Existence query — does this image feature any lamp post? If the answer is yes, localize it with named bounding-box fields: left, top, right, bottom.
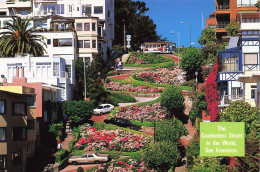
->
left=195, top=71, right=198, bottom=91
left=123, top=19, right=126, bottom=52
left=179, top=22, right=191, bottom=47
left=171, top=31, right=180, bottom=67
left=83, top=57, right=87, bottom=99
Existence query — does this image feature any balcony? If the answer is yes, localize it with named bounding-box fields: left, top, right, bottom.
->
left=34, top=0, right=57, bottom=2
left=220, top=95, right=245, bottom=106
left=216, top=24, right=228, bottom=28
left=5, top=0, right=31, bottom=7
left=216, top=5, right=230, bottom=10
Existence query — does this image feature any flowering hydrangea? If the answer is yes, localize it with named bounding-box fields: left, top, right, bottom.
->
left=106, top=81, right=163, bottom=93
left=133, top=66, right=185, bottom=85
left=114, top=102, right=167, bottom=121
left=93, top=159, right=154, bottom=172
left=73, top=124, right=150, bottom=152
left=126, top=52, right=166, bottom=65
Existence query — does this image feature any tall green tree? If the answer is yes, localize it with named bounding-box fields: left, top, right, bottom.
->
left=114, top=0, right=161, bottom=50
left=0, top=17, right=46, bottom=57
left=225, top=21, right=239, bottom=36
left=180, top=47, right=203, bottom=80
left=198, top=27, right=216, bottom=46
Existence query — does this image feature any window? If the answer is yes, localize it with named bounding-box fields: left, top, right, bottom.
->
left=251, top=85, right=257, bottom=99
left=53, top=62, right=59, bottom=76
left=12, top=128, right=27, bottom=140
left=88, top=155, right=94, bottom=157
left=53, top=39, right=72, bottom=47
left=84, top=57, right=91, bottom=65
left=21, top=11, right=28, bottom=15
left=84, top=40, right=90, bottom=48
left=59, top=39, right=72, bottom=47
left=0, top=128, right=6, bottom=141
left=47, top=39, right=51, bottom=45
left=77, top=40, right=83, bottom=48
left=27, top=96, right=36, bottom=107
left=14, top=102, right=26, bottom=115
left=82, top=6, right=91, bottom=15
left=77, top=7, right=79, bottom=11
left=68, top=5, right=72, bottom=12
left=92, top=40, right=96, bottom=48
left=237, top=0, right=258, bottom=7
left=44, top=111, right=48, bottom=122
left=27, top=120, right=36, bottom=130
left=221, top=53, right=239, bottom=71
left=108, top=11, right=110, bottom=17
left=76, top=23, right=82, bottom=31
left=92, top=23, right=96, bottom=31
left=94, top=6, right=103, bottom=14
left=84, top=23, right=90, bottom=31
left=0, top=155, right=7, bottom=170
left=0, top=100, right=5, bottom=114
left=65, top=64, right=72, bottom=78
left=231, top=87, right=242, bottom=96
left=57, top=4, right=64, bottom=14
left=244, top=54, right=258, bottom=65
left=12, top=152, right=21, bottom=166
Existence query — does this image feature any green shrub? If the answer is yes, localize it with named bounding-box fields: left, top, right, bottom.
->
left=161, top=85, right=185, bottom=119
left=55, top=149, right=69, bottom=163
left=181, top=79, right=196, bottom=91
left=77, top=167, right=84, bottom=172
left=73, top=127, right=80, bottom=141
left=186, top=134, right=200, bottom=171
left=154, top=119, right=188, bottom=143
left=68, top=141, right=75, bottom=152
left=59, top=153, right=72, bottom=169
left=93, top=122, right=106, bottom=130
left=109, top=92, right=136, bottom=106
left=143, top=141, right=180, bottom=172
left=49, top=122, right=64, bottom=140
left=132, top=121, right=154, bottom=127
left=64, top=101, right=94, bottom=126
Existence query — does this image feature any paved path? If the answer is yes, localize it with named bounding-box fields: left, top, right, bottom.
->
left=162, top=54, right=181, bottom=64
left=61, top=134, right=73, bottom=150
left=118, top=96, right=159, bottom=107
left=60, top=164, right=98, bottom=172
left=89, top=113, right=110, bottom=122
left=109, top=74, right=130, bottom=80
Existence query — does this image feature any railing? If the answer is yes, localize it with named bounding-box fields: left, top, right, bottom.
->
left=237, top=3, right=258, bottom=7
left=34, top=0, right=56, bottom=2
left=216, top=5, right=230, bottom=10
left=6, top=0, right=31, bottom=2
left=216, top=24, right=229, bottom=28
left=221, top=95, right=245, bottom=105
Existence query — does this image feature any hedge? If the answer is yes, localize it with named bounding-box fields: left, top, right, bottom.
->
left=132, top=121, right=154, bottom=127
left=110, top=97, right=161, bottom=117
left=109, top=92, right=136, bottom=106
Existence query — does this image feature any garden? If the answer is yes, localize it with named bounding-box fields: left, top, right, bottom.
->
left=126, top=52, right=169, bottom=65
left=73, top=123, right=150, bottom=152
left=133, top=66, right=185, bottom=85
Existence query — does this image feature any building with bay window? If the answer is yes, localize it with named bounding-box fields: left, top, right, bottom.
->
left=218, top=11, right=260, bottom=108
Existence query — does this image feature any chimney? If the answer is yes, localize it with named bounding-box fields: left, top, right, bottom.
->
left=21, top=66, right=24, bottom=78
left=16, top=66, right=19, bottom=78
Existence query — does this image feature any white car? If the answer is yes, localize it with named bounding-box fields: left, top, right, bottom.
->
left=93, top=104, right=114, bottom=115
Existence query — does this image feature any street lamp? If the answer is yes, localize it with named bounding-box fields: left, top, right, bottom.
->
left=179, top=21, right=191, bottom=47
left=171, top=31, right=180, bottom=67
left=83, top=57, right=87, bottom=99
left=195, top=71, right=198, bottom=91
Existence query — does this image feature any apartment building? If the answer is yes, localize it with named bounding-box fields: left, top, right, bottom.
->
left=0, top=87, right=35, bottom=172
left=0, top=54, right=72, bottom=101
left=206, top=0, right=258, bottom=42
left=218, top=11, right=260, bottom=108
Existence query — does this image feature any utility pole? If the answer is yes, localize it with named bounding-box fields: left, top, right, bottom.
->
left=123, top=20, right=126, bottom=52
left=83, top=58, right=86, bottom=99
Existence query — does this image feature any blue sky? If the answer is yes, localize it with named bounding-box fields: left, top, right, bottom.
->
left=134, top=0, right=215, bottom=47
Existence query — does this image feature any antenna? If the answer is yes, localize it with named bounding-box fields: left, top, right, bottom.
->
left=202, top=13, right=204, bottom=30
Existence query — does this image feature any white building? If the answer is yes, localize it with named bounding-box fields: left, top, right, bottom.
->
left=0, top=54, right=73, bottom=101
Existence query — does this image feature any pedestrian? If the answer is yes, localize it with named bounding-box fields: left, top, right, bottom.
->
left=57, top=142, right=62, bottom=152
left=119, top=61, right=122, bottom=69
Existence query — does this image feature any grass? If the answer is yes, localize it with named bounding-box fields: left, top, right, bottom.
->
left=132, top=121, right=154, bottom=127
left=109, top=92, right=136, bottom=106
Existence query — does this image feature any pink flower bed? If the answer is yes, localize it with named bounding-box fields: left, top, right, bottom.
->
left=73, top=124, right=150, bottom=152
left=126, top=52, right=166, bottom=65
left=133, top=66, right=185, bottom=85
left=114, top=102, right=167, bottom=121
left=94, top=159, right=153, bottom=172
left=106, top=81, right=163, bottom=93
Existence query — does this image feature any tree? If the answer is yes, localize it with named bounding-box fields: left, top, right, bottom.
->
left=114, top=0, right=161, bottom=50
left=198, top=27, right=216, bottom=46
left=154, top=119, right=188, bottom=143
left=160, top=85, right=184, bottom=119
left=218, top=101, right=260, bottom=137
left=225, top=21, right=239, bottom=36
left=64, top=100, right=94, bottom=126
left=233, top=130, right=260, bottom=172
left=191, top=157, right=228, bottom=172
left=186, top=134, right=200, bottom=171
left=143, top=141, right=180, bottom=172
left=201, top=42, right=226, bottom=60
left=180, top=47, right=203, bottom=80
left=189, top=92, right=207, bottom=125
left=74, top=58, right=85, bottom=100
left=0, top=17, right=46, bottom=57
left=85, top=55, right=109, bottom=106
left=205, top=61, right=219, bottom=121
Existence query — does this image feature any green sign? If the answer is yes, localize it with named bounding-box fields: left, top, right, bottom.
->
left=200, top=122, right=245, bottom=157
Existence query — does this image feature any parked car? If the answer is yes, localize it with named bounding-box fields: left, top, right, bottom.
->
left=68, top=152, right=110, bottom=165
left=93, top=104, right=114, bottom=115
left=104, top=117, right=141, bottom=131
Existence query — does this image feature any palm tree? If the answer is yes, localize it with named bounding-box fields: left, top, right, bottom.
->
left=0, top=17, right=46, bottom=57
